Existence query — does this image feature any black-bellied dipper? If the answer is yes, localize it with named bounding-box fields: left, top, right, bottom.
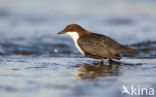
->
left=58, top=24, right=139, bottom=63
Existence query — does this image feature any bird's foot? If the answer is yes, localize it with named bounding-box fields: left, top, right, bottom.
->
left=100, top=58, right=105, bottom=65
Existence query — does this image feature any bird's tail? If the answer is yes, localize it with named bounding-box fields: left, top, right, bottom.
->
left=121, top=46, right=139, bottom=55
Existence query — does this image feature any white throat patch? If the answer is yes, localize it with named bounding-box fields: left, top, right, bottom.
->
left=66, top=32, right=85, bottom=55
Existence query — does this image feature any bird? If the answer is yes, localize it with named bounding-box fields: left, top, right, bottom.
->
left=58, top=24, right=139, bottom=64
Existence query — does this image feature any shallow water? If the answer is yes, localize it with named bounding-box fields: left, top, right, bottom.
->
left=0, top=0, right=156, bottom=97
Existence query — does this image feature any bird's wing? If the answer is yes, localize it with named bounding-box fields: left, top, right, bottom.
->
left=77, top=33, right=123, bottom=59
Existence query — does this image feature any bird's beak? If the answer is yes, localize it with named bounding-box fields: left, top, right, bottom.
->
left=57, top=31, right=65, bottom=34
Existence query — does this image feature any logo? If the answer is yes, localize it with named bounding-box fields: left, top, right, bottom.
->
left=121, top=85, right=155, bottom=96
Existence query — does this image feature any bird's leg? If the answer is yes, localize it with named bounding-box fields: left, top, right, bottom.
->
left=100, top=58, right=104, bottom=64
left=109, top=59, right=113, bottom=65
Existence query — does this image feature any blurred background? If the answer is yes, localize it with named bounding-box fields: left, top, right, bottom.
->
left=0, top=0, right=156, bottom=56
left=0, top=0, right=156, bottom=97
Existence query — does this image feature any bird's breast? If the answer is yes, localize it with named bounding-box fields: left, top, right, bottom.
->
left=73, top=39, right=85, bottom=55
left=66, top=32, right=85, bottom=55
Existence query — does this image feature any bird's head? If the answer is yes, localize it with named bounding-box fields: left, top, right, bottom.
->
left=58, top=24, right=90, bottom=38
left=58, top=24, right=85, bottom=34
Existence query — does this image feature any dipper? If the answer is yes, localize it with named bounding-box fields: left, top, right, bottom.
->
left=58, top=24, right=139, bottom=63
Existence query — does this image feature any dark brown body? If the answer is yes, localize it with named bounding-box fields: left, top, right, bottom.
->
left=77, top=32, right=139, bottom=59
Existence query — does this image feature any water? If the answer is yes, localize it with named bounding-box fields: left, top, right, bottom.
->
left=0, top=0, right=156, bottom=97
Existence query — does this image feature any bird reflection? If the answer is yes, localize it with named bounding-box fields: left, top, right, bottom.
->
left=75, top=61, right=120, bottom=80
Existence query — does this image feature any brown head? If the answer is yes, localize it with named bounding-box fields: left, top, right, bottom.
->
left=58, top=24, right=90, bottom=37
